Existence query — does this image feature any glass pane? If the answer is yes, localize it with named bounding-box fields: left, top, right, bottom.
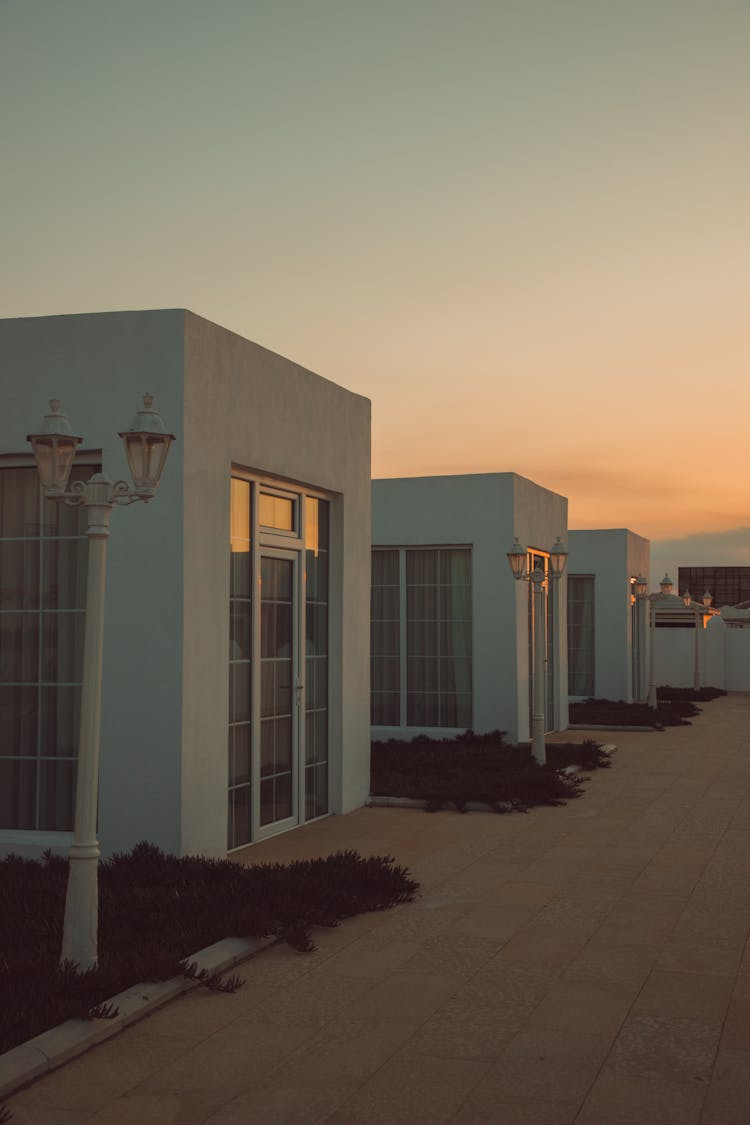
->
left=40, top=685, right=80, bottom=756
left=407, top=620, right=438, bottom=657
left=229, top=724, right=250, bottom=785
left=230, top=479, right=251, bottom=545
left=0, top=758, right=37, bottom=829
left=306, top=549, right=329, bottom=604
left=229, top=662, right=251, bottom=723
left=406, top=550, right=438, bottom=584
left=259, top=493, right=294, bottom=531
left=308, top=498, right=329, bottom=551
left=43, top=540, right=88, bottom=609
left=407, top=692, right=439, bottom=726
left=370, top=620, right=398, bottom=657
left=230, top=600, right=252, bottom=660
left=228, top=784, right=251, bottom=849
left=407, top=586, right=438, bottom=621
left=0, top=613, right=39, bottom=683
left=440, top=657, right=472, bottom=694
left=260, top=777, right=274, bottom=827
left=305, top=656, right=328, bottom=709
left=0, top=684, right=38, bottom=756
left=407, top=657, right=439, bottom=692
left=41, top=612, right=85, bottom=681
left=440, top=550, right=471, bottom=585
left=38, top=759, right=76, bottom=831
left=439, top=585, right=471, bottom=620
left=0, top=541, right=39, bottom=610
left=0, top=468, right=40, bottom=538
left=305, top=761, right=328, bottom=820
left=372, top=550, right=399, bottom=586
left=306, top=603, right=328, bottom=656
left=371, top=691, right=399, bottom=726
left=274, top=771, right=292, bottom=821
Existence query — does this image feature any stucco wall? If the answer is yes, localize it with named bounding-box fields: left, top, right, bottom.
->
left=0, top=310, right=186, bottom=857
left=182, top=312, right=372, bottom=855
left=371, top=473, right=567, bottom=742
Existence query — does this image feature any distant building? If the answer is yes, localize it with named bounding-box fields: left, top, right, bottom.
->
left=566, top=530, right=650, bottom=703
left=677, top=567, right=750, bottom=608
left=371, top=473, right=569, bottom=743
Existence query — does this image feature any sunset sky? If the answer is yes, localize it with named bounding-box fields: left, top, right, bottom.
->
left=2, top=1, right=748, bottom=582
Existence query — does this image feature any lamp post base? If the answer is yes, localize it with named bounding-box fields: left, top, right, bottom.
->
left=60, top=843, right=100, bottom=971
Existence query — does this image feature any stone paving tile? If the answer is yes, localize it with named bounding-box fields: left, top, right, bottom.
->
left=0, top=1109, right=82, bottom=1125
left=605, top=1014, right=720, bottom=1084
left=563, top=941, right=658, bottom=990
left=276, top=1017, right=417, bottom=1086
left=446, top=905, right=533, bottom=941
left=700, top=1047, right=750, bottom=1125
left=632, top=969, right=734, bottom=1022
left=524, top=978, right=634, bottom=1036
left=241, top=971, right=375, bottom=1029
left=86, top=1089, right=229, bottom=1124
left=486, top=1027, right=612, bottom=1102
left=322, top=1053, right=489, bottom=1125
left=655, top=938, right=744, bottom=977
left=311, top=936, right=421, bottom=979
left=8, top=1033, right=189, bottom=1113
left=494, top=924, right=593, bottom=970
left=135, top=1020, right=313, bottom=1097
left=340, top=971, right=465, bottom=1025
left=574, top=1071, right=706, bottom=1125
left=451, top=1090, right=579, bottom=1124
left=398, top=932, right=505, bottom=976
left=204, top=1079, right=356, bottom=1124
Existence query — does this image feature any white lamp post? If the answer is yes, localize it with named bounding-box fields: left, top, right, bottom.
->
left=645, top=573, right=674, bottom=709
left=27, top=396, right=175, bottom=971
left=507, top=536, right=568, bottom=765
left=634, top=575, right=649, bottom=703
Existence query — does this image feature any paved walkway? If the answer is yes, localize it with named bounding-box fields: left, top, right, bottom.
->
left=7, top=695, right=750, bottom=1123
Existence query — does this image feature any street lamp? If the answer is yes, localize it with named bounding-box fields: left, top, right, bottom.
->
left=27, top=396, right=175, bottom=971
left=633, top=575, right=649, bottom=703
left=506, top=537, right=568, bottom=765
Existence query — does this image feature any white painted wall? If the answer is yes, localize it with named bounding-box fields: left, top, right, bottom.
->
left=567, top=529, right=650, bottom=702
left=657, top=615, right=750, bottom=692
left=371, top=473, right=568, bottom=742
left=0, top=310, right=371, bottom=859
left=181, top=312, right=371, bottom=856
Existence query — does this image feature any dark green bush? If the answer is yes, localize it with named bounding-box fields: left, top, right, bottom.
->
left=370, top=731, right=607, bottom=812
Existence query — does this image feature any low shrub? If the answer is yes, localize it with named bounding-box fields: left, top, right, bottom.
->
left=371, top=731, right=607, bottom=813
left=569, top=698, right=701, bottom=728
left=0, top=844, right=418, bottom=1055
left=657, top=685, right=727, bottom=702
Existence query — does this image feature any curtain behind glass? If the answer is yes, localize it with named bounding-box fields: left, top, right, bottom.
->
left=568, top=576, right=595, bottom=696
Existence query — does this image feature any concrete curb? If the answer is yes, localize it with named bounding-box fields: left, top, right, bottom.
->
left=0, top=934, right=276, bottom=1101
left=568, top=723, right=658, bottom=732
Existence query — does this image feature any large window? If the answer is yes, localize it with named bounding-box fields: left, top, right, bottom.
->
left=0, top=463, right=94, bottom=831
left=371, top=547, right=472, bottom=729
left=568, top=575, right=595, bottom=697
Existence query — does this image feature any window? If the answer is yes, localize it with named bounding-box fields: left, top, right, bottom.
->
left=0, top=463, right=95, bottom=831
left=371, top=547, right=472, bottom=729
left=568, top=575, right=594, bottom=696
left=228, top=476, right=330, bottom=849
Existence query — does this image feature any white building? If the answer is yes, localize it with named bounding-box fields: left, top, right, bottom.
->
left=566, top=529, right=650, bottom=703
left=0, top=310, right=371, bottom=859
left=371, top=473, right=569, bottom=744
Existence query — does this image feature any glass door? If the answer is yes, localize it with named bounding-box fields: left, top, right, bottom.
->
left=258, top=550, right=299, bottom=836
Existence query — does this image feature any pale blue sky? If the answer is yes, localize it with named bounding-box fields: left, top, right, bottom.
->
left=2, top=0, right=749, bottom=571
